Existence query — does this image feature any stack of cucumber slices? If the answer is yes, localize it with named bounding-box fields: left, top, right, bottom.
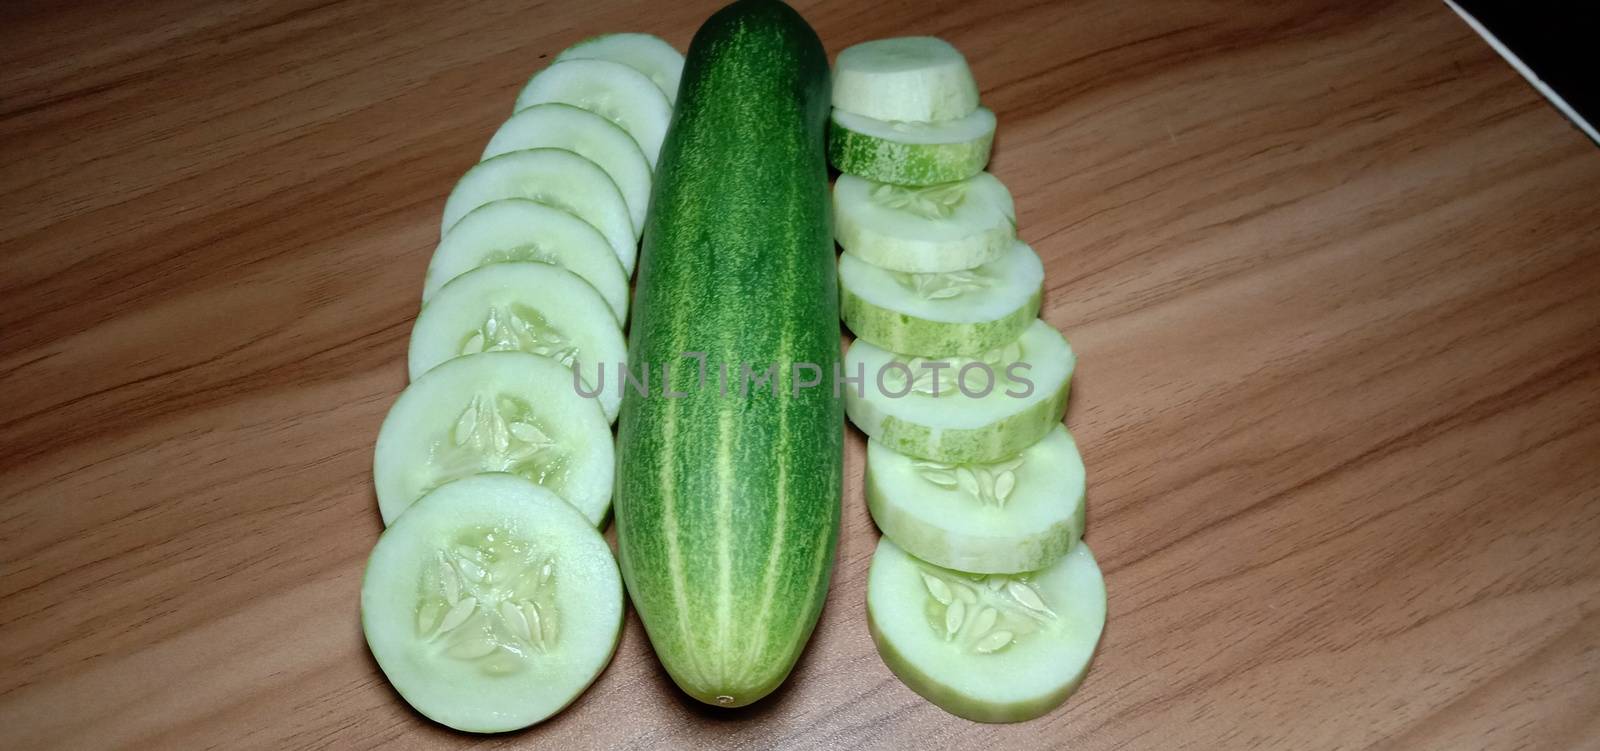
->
left=361, top=33, right=684, bottom=734
left=829, top=37, right=1107, bottom=723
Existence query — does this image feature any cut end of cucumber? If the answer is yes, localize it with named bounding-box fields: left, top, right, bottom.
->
left=839, top=240, right=1043, bottom=357
left=843, top=319, right=1075, bottom=464
left=867, top=536, right=1106, bottom=723
left=362, top=474, right=623, bottom=733
left=867, top=425, right=1086, bottom=574
left=834, top=172, right=1016, bottom=274
left=833, top=37, right=979, bottom=123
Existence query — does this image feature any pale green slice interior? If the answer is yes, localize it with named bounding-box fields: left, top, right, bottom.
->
left=362, top=473, right=623, bottom=733
left=422, top=199, right=629, bottom=322
left=843, top=319, right=1074, bottom=463
left=840, top=239, right=1042, bottom=356
left=868, top=425, right=1085, bottom=574
left=482, top=103, right=654, bottom=234
left=834, top=172, right=1016, bottom=274
left=439, top=148, right=637, bottom=275
left=409, top=262, right=626, bottom=422
left=374, top=351, right=613, bottom=526
left=514, top=58, right=672, bottom=167
left=832, top=36, right=979, bottom=123
left=556, top=32, right=685, bottom=105
left=829, top=106, right=995, bottom=187
left=867, top=536, right=1106, bottom=723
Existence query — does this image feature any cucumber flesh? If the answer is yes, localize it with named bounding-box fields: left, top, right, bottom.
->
left=422, top=199, right=629, bottom=321
left=829, top=107, right=994, bottom=186
left=844, top=319, right=1074, bottom=464
left=868, top=426, right=1085, bottom=574
left=840, top=240, right=1042, bottom=357
left=832, top=37, right=979, bottom=123
left=440, top=148, right=637, bottom=275
left=557, top=33, right=685, bottom=105
left=514, top=58, right=672, bottom=167
left=409, top=262, right=626, bottom=423
left=482, top=104, right=654, bottom=234
left=361, top=473, right=623, bottom=733
left=834, top=172, right=1015, bottom=274
left=374, top=351, right=614, bottom=526
left=867, top=536, right=1106, bottom=723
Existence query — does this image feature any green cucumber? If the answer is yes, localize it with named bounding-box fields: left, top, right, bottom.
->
left=834, top=172, right=1016, bottom=274
left=843, top=319, right=1074, bottom=463
left=867, top=426, right=1085, bottom=574
left=408, top=262, right=627, bottom=422
left=373, top=351, right=614, bottom=526
left=514, top=58, right=672, bottom=166
left=828, top=106, right=994, bottom=186
left=615, top=0, right=840, bottom=708
left=421, top=199, right=630, bottom=322
left=482, top=103, right=654, bottom=234
left=440, top=148, right=638, bottom=275
left=832, top=36, right=979, bottom=123
left=361, top=473, right=623, bottom=733
left=867, top=536, right=1106, bottom=723
left=840, top=240, right=1042, bottom=357
left=557, top=33, right=685, bottom=105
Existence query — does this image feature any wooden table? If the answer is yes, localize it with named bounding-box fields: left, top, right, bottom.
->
left=4, top=0, right=1598, bottom=748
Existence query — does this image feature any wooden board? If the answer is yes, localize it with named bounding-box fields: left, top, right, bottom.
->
left=3, top=0, right=1598, bottom=748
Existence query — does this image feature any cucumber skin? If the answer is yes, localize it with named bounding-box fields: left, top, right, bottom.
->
left=615, top=0, right=841, bottom=708
left=846, top=379, right=1070, bottom=464
left=828, top=118, right=992, bottom=186
left=840, top=286, right=1041, bottom=357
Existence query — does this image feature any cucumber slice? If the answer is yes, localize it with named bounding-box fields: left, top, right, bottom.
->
left=829, top=107, right=994, bottom=186
left=514, top=59, right=672, bottom=167
left=409, top=262, right=626, bottom=423
left=834, top=172, right=1016, bottom=274
left=374, top=351, right=614, bottom=526
left=867, top=536, right=1106, bottom=723
left=362, top=473, right=623, bottom=733
left=482, top=104, right=654, bottom=234
left=867, top=426, right=1085, bottom=574
left=422, top=199, right=629, bottom=321
left=832, top=37, right=979, bottom=123
left=843, top=319, right=1073, bottom=464
left=556, top=33, right=685, bottom=105
left=440, top=148, right=637, bottom=275
left=840, top=240, right=1042, bottom=357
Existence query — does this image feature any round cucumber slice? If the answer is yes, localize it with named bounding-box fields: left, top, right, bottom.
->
left=829, top=107, right=994, bottom=186
left=374, top=351, right=614, bottom=526
left=409, top=262, right=626, bottom=423
left=843, top=319, right=1074, bottom=464
left=440, top=149, right=637, bottom=275
left=514, top=58, right=672, bottom=167
left=362, top=473, right=623, bottom=733
left=840, top=240, right=1042, bottom=357
left=867, top=426, right=1085, bottom=574
left=867, top=536, right=1106, bottom=723
left=422, top=199, right=629, bottom=322
left=834, top=172, right=1016, bottom=274
left=832, top=36, right=979, bottom=123
left=482, top=104, right=654, bottom=234
left=556, top=33, right=685, bottom=105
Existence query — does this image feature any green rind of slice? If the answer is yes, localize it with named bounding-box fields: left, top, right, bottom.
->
left=842, top=286, right=1040, bottom=358
left=828, top=110, right=993, bottom=186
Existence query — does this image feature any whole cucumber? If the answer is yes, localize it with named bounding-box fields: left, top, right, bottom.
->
left=614, top=0, right=841, bottom=708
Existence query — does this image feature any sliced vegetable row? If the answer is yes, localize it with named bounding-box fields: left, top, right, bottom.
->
left=362, top=33, right=684, bottom=734
left=828, top=36, right=1107, bottom=723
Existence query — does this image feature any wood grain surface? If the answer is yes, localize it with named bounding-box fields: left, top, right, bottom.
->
left=3, top=0, right=1598, bottom=748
